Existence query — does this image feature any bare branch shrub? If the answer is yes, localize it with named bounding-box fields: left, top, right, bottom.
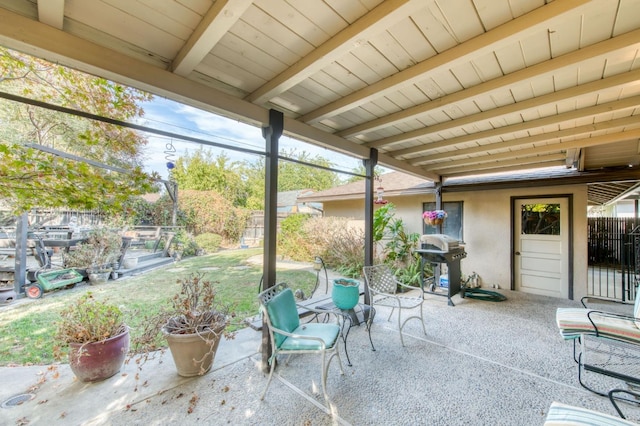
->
left=304, top=217, right=365, bottom=277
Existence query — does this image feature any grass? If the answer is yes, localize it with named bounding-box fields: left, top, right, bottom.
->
left=0, top=248, right=320, bottom=366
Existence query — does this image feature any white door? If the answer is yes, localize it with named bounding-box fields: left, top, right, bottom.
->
left=514, top=198, right=569, bottom=298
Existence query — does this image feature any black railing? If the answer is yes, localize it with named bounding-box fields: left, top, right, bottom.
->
left=587, top=217, right=639, bottom=301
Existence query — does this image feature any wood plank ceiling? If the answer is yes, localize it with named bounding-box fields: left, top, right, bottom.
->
left=0, top=0, right=639, bottom=205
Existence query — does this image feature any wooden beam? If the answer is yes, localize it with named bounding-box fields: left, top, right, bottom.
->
left=300, top=0, right=590, bottom=126
left=245, top=0, right=420, bottom=105
left=388, top=95, right=640, bottom=157
left=37, top=0, right=64, bottom=30
left=0, top=8, right=384, bottom=172
left=423, top=128, right=640, bottom=172
left=172, top=0, right=252, bottom=76
left=440, top=159, right=567, bottom=177
left=385, top=66, right=640, bottom=160
left=345, top=27, right=640, bottom=140
left=432, top=152, right=568, bottom=174
left=411, top=115, right=640, bottom=166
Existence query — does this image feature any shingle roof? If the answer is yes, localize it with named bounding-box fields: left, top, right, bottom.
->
left=298, top=167, right=640, bottom=205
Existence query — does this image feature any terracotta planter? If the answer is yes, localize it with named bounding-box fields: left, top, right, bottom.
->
left=332, top=278, right=360, bottom=310
left=164, top=326, right=225, bottom=377
left=68, top=327, right=130, bottom=382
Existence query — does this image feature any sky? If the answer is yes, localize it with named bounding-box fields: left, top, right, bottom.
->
left=138, top=97, right=365, bottom=182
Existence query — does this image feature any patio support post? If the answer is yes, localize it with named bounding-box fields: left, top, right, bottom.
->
left=435, top=182, right=443, bottom=233
left=14, top=212, right=28, bottom=295
left=363, top=148, right=378, bottom=306
left=261, top=108, right=283, bottom=372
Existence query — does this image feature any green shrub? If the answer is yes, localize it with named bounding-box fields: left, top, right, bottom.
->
left=172, top=228, right=198, bottom=257
left=177, top=190, right=250, bottom=244
left=195, top=233, right=222, bottom=253
left=277, top=213, right=312, bottom=261
left=121, top=196, right=156, bottom=225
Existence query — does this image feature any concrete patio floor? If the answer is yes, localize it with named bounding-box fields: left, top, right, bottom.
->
left=2, top=285, right=640, bottom=425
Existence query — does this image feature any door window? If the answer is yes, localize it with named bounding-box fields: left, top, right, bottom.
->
left=521, top=203, right=560, bottom=235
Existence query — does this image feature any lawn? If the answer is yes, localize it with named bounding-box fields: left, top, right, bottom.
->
left=0, top=248, right=319, bottom=366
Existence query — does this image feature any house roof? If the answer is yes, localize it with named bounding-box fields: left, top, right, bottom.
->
left=1, top=1, right=639, bottom=202
left=299, top=168, right=640, bottom=206
left=277, top=190, right=314, bottom=207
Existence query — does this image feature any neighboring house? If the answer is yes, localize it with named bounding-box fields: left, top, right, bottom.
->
left=277, top=190, right=322, bottom=216
left=298, top=169, right=595, bottom=301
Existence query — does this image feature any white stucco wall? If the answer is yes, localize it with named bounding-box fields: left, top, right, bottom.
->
left=322, top=184, right=588, bottom=300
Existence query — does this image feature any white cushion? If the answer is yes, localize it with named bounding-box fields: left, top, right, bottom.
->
left=544, top=401, right=638, bottom=425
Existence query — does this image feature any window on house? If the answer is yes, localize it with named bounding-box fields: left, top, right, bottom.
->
left=423, top=201, right=463, bottom=240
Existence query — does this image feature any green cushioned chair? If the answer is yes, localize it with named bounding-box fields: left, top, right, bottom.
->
left=258, top=283, right=344, bottom=400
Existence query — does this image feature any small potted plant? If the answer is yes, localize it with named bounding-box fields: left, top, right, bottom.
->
left=64, top=227, right=123, bottom=284
left=423, top=210, right=447, bottom=226
left=54, top=292, right=129, bottom=382
left=130, top=273, right=235, bottom=377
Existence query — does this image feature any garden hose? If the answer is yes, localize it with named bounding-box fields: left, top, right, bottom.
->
left=463, top=287, right=507, bottom=302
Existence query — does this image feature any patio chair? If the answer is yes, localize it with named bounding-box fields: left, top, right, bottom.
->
left=362, top=264, right=427, bottom=346
left=555, top=290, right=640, bottom=396
left=257, top=282, right=344, bottom=400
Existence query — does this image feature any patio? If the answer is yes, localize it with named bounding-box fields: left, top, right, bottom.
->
left=2, top=287, right=640, bottom=425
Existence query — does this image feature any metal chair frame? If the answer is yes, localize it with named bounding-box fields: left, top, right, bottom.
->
left=362, top=264, right=427, bottom=346
left=258, top=282, right=344, bottom=400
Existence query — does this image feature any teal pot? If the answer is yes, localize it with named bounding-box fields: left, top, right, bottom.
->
left=332, top=278, right=360, bottom=310
left=68, top=327, right=129, bottom=383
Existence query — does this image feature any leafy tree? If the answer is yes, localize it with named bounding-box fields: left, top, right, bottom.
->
left=240, top=150, right=340, bottom=210
left=0, top=47, right=158, bottom=214
left=170, top=149, right=247, bottom=207
left=344, top=164, right=385, bottom=184
left=240, top=159, right=266, bottom=210
left=278, top=149, right=339, bottom=191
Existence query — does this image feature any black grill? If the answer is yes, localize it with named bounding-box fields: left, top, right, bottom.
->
left=416, top=244, right=467, bottom=306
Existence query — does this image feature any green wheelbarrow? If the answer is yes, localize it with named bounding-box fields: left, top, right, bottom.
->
left=25, top=268, right=84, bottom=299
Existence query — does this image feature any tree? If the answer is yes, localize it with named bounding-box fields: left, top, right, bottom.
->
left=344, top=164, right=385, bottom=184
left=240, top=150, right=340, bottom=210
left=278, top=150, right=339, bottom=191
left=0, top=47, right=158, bottom=214
left=170, top=149, right=247, bottom=207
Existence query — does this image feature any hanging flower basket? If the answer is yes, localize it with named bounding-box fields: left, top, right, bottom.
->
left=423, top=210, right=447, bottom=227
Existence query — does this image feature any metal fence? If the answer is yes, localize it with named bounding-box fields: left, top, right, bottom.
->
left=587, top=217, right=639, bottom=301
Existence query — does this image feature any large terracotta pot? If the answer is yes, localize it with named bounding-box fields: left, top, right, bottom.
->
left=68, top=327, right=129, bottom=382
left=163, top=325, right=225, bottom=377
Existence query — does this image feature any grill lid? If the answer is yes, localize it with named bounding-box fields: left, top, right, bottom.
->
left=420, top=234, right=459, bottom=252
